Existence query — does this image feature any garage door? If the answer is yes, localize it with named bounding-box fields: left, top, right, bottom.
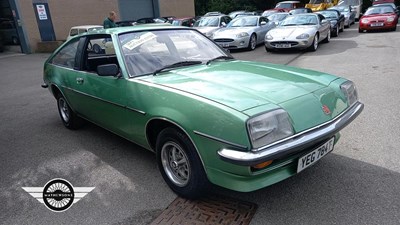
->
left=119, top=0, right=156, bottom=21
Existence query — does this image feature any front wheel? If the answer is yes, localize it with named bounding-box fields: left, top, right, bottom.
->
left=308, top=34, right=319, bottom=52
left=57, top=94, right=84, bottom=129
left=156, top=127, right=209, bottom=199
left=247, top=34, right=257, bottom=51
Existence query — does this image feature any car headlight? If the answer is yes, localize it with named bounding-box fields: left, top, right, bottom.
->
left=247, top=109, right=293, bottom=149
left=387, top=17, right=395, bottom=22
left=340, top=81, right=359, bottom=107
left=296, top=33, right=310, bottom=39
left=236, top=32, right=249, bottom=38
left=361, top=19, right=369, bottom=23
left=265, top=34, right=273, bottom=40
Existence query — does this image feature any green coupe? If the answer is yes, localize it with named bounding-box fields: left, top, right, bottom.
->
left=42, top=24, right=363, bottom=198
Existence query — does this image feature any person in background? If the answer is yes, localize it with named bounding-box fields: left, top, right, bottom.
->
left=103, top=11, right=117, bottom=29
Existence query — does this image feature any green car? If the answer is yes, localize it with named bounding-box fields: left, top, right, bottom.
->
left=42, top=25, right=363, bottom=198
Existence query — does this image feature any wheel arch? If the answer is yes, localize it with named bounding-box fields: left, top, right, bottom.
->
left=146, top=117, right=207, bottom=168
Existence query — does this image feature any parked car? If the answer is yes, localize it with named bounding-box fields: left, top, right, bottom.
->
left=229, top=10, right=247, bottom=19
left=289, top=8, right=313, bottom=14
left=204, top=11, right=223, bottom=16
left=0, top=18, right=19, bottom=45
left=67, top=25, right=105, bottom=53
left=267, top=12, right=290, bottom=25
left=67, top=25, right=103, bottom=40
left=42, top=24, right=363, bottom=198
left=262, top=9, right=286, bottom=17
left=275, top=1, right=304, bottom=12
left=213, top=16, right=276, bottom=50
left=338, top=0, right=362, bottom=20
left=133, top=17, right=168, bottom=25
left=316, top=9, right=345, bottom=36
left=359, top=5, right=399, bottom=32
left=328, top=5, right=356, bottom=27
left=171, top=17, right=196, bottom=27
left=116, top=20, right=136, bottom=27
left=265, top=13, right=331, bottom=52
left=373, top=3, right=400, bottom=16
left=306, top=0, right=339, bottom=12
left=193, top=15, right=232, bottom=38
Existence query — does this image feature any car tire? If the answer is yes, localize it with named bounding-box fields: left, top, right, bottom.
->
left=340, top=22, right=344, bottom=32
left=247, top=34, right=257, bottom=51
left=156, top=127, right=209, bottom=199
left=323, top=30, right=330, bottom=43
left=56, top=94, right=85, bottom=129
left=93, top=44, right=102, bottom=54
left=309, top=34, right=318, bottom=52
left=358, top=28, right=363, bottom=33
left=334, top=26, right=339, bottom=37
left=265, top=46, right=273, bottom=52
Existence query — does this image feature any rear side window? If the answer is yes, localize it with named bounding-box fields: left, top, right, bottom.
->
left=69, top=29, right=79, bottom=37
left=50, top=39, right=79, bottom=68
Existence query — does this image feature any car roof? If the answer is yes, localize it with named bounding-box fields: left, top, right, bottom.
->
left=278, top=1, right=301, bottom=3
left=70, top=25, right=102, bottom=29
left=84, top=24, right=188, bottom=36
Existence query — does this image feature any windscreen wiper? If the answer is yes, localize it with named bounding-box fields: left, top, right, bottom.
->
left=206, top=56, right=234, bottom=65
left=153, top=61, right=202, bottom=75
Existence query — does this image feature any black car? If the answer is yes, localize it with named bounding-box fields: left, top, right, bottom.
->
left=316, top=10, right=345, bottom=37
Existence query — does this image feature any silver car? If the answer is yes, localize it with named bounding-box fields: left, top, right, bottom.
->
left=265, top=13, right=331, bottom=52
left=329, top=5, right=356, bottom=27
left=193, top=15, right=232, bottom=38
left=213, top=16, right=276, bottom=51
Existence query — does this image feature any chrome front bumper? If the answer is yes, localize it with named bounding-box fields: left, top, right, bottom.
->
left=218, top=101, right=364, bottom=166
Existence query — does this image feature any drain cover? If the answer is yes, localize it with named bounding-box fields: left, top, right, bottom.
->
left=150, top=195, right=257, bottom=225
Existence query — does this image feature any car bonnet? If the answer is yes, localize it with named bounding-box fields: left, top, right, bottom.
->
left=137, top=61, right=339, bottom=112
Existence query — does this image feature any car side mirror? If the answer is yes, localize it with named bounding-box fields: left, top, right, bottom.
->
left=97, top=64, right=120, bottom=77
left=221, top=22, right=226, bottom=27
left=261, top=21, right=267, bottom=25
left=321, top=19, right=328, bottom=24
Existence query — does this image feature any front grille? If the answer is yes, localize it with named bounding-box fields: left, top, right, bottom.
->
left=271, top=41, right=298, bottom=45
left=214, top=38, right=234, bottom=42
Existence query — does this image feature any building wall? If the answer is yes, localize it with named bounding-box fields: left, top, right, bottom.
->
left=16, top=0, right=193, bottom=53
left=159, top=0, right=195, bottom=17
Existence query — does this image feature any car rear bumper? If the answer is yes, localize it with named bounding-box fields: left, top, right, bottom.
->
left=217, top=101, right=364, bottom=166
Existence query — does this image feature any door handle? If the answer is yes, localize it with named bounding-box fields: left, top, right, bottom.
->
left=76, top=78, right=84, bottom=84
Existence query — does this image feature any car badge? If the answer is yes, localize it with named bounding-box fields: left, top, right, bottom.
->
left=322, top=105, right=331, bottom=115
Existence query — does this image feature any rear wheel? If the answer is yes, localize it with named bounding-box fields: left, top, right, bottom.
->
left=334, top=26, right=339, bottom=37
left=156, top=127, right=209, bottom=199
left=56, top=94, right=84, bottom=129
left=247, top=34, right=257, bottom=51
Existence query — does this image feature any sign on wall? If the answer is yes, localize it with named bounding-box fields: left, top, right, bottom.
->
left=36, top=5, right=48, bottom=20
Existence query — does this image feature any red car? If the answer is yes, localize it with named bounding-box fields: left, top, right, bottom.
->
left=359, top=5, right=398, bottom=32
left=274, top=1, right=303, bottom=12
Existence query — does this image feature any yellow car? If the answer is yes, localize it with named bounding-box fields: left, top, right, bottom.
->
left=306, top=0, right=338, bottom=11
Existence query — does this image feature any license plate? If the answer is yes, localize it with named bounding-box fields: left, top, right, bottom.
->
left=371, top=23, right=384, bottom=27
left=218, top=43, right=230, bottom=48
left=297, top=137, right=335, bottom=173
left=275, top=43, right=291, bottom=48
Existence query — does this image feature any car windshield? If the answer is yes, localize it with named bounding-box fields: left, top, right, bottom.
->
left=268, top=13, right=289, bottom=21
left=228, top=17, right=258, bottom=27
left=318, top=11, right=339, bottom=18
left=365, top=6, right=394, bottom=15
left=193, top=17, right=219, bottom=27
left=310, top=0, right=324, bottom=4
left=280, top=15, right=318, bottom=26
left=339, top=0, right=360, bottom=5
left=276, top=3, right=292, bottom=8
left=262, top=11, right=278, bottom=17
left=119, top=29, right=227, bottom=77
